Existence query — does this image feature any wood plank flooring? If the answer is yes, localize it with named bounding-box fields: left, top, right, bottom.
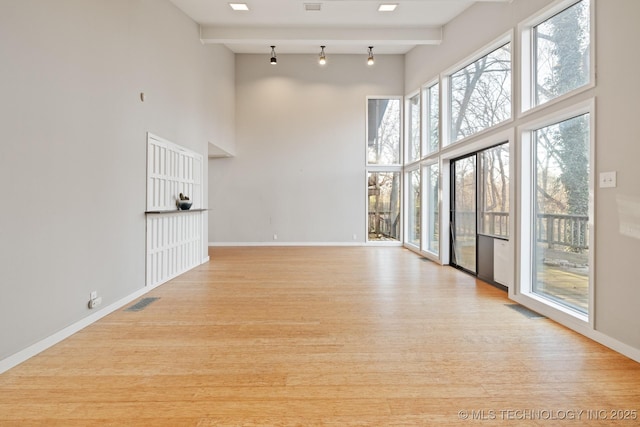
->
left=1, top=246, right=639, bottom=426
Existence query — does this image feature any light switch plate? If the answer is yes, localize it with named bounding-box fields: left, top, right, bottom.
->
left=599, top=171, right=617, bottom=188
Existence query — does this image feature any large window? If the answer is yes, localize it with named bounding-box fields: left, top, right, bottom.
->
left=521, top=0, right=592, bottom=112
left=424, top=163, right=439, bottom=255
left=407, top=94, right=421, bottom=163
left=368, top=172, right=401, bottom=241
left=425, top=83, right=440, bottom=154
left=367, top=97, right=402, bottom=243
left=518, top=0, right=594, bottom=319
left=448, top=42, right=511, bottom=144
left=532, top=113, right=590, bottom=314
left=367, top=98, right=401, bottom=165
left=533, top=0, right=591, bottom=107
left=406, top=168, right=420, bottom=247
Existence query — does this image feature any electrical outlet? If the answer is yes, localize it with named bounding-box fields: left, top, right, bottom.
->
left=273, top=234, right=278, bottom=240
left=353, top=234, right=357, bottom=240
left=88, top=291, right=101, bottom=309
left=88, top=296, right=102, bottom=309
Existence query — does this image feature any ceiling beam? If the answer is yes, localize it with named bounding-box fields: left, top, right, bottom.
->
left=200, top=26, right=442, bottom=47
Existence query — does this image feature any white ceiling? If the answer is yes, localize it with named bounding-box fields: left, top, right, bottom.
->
left=169, top=0, right=509, bottom=55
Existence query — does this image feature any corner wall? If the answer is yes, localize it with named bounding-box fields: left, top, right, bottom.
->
left=209, top=54, right=404, bottom=244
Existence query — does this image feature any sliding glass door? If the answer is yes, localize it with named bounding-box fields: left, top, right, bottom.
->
left=451, top=155, right=477, bottom=273
left=450, top=143, right=510, bottom=281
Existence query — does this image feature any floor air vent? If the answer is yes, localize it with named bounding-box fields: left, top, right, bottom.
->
left=505, top=303, right=545, bottom=319
left=125, top=297, right=160, bottom=312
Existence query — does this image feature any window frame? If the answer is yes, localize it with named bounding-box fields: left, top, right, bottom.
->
left=423, top=79, right=441, bottom=156
left=478, top=142, right=510, bottom=240
left=515, top=98, right=595, bottom=325
left=366, top=96, right=404, bottom=246
left=439, top=127, right=515, bottom=268
left=519, top=0, right=595, bottom=116
left=366, top=96, right=404, bottom=167
left=405, top=90, right=422, bottom=164
left=442, top=31, right=514, bottom=147
left=422, top=160, right=441, bottom=259
left=404, top=165, right=421, bottom=250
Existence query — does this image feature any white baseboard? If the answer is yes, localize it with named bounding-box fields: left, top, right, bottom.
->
left=589, top=329, right=640, bottom=364
left=208, top=241, right=366, bottom=247
left=511, top=294, right=640, bottom=364
left=1, top=256, right=211, bottom=374
left=0, top=283, right=164, bottom=374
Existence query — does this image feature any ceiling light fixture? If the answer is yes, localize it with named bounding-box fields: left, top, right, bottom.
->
left=229, top=3, right=249, bottom=11
left=319, top=46, right=327, bottom=65
left=270, top=46, right=277, bottom=65
left=367, top=46, right=375, bottom=66
left=378, top=4, right=397, bottom=12
left=304, top=3, right=322, bottom=12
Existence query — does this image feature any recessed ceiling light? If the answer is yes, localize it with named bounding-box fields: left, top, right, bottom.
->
left=229, top=3, right=249, bottom=11
left=304, top=3, right=322, bottom=12
left=378, top=4, right=397, bottom=12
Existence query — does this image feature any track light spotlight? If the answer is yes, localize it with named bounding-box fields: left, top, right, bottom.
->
left=319, top=45, right=326, bottom=65
left=270, top=46, right=277, bottom=65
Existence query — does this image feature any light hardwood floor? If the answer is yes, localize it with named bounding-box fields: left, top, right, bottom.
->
left=1, top=247, right=639, bottom=426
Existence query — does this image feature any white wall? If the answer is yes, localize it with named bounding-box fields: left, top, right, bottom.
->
left=592, top=0, right=640, bottom=351
left=209, top=54, right=404, bottom=244
left=405, top=0, right=640, bottom=354
left=0, top=0, right=234, bottom=363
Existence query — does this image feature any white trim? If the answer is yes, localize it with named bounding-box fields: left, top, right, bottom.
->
left=440, top=127, right=514, bottom=268
left=422, top=79, right=441, bottom=157
left=405, top=91, right=421, bottom=164
left=365, top=96, right=404, bottom=168
left=366, top=96, right=405, bottom=246
left=519, top=0, right=595, bottom=115
left=404, top=242, right=421, bottom=255
left=440, top=157, right=451, bottom=265
left=516, top=98, right=595, bottom=324
left=0, top=277, right=169, bottom=374
left=404, top=165, right=421, bottom=246
left=420, top=250, right=442, bottom=265
left=421, top=160, right=441, bottom=262
left=589, top=330, right=640, bottom=365
left=517, top=97, right=594, bottom=132
left=511, top=293, right=640, bottom=364
left=439, top=127, right=514, bottom=162
left=208, top=241, right=367, bottom=247
left=442, top=30, right=514, bottom=148
left=364, top=240, right=403, bottom=247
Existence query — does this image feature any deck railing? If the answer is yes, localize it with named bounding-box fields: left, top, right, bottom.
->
left=535, top=213, right=589, bottom=250
left=372, top=210, right=588, bottom=252
left=368, top=212, right=399, bottom=239
left=455, top=211, right=589, bottom=252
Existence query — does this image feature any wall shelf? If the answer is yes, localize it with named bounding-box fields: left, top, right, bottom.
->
left=145, top=209, right=208, bottom=214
